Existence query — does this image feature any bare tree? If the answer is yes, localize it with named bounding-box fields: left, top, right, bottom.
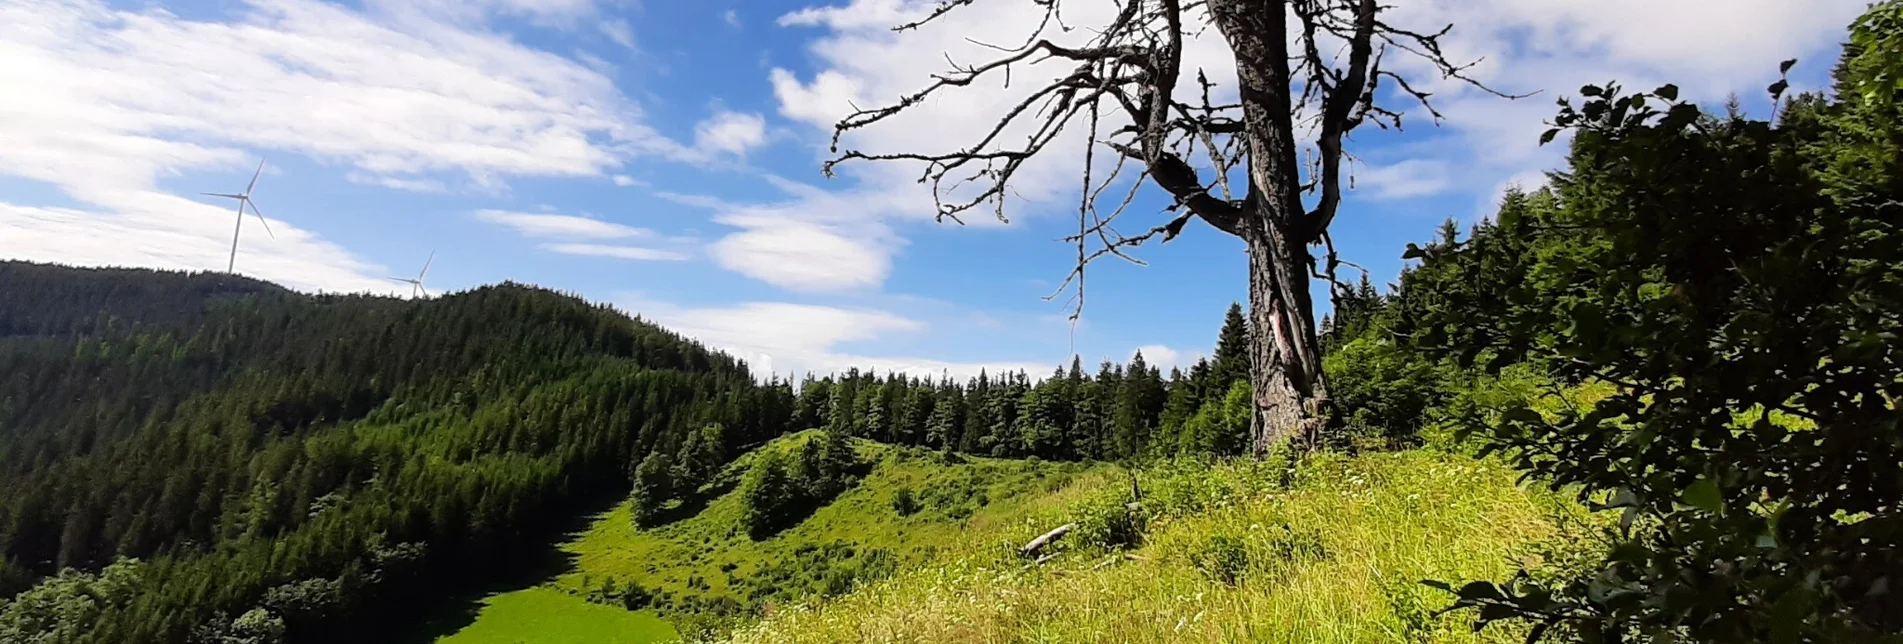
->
left=823, top=0, right=1514, bottom=453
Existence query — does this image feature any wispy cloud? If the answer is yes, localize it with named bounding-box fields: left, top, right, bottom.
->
left=599, top=19, right=637, bottom=51
left=621, top=295, right=1042, bottom=380
left=659, top=180, right=901, bottom=292
left=541, top=242, right=689, bottom=261
left=1355, top=159, right=1453, bottom=200
left=0, top=0, right=703, bottom=292
left=474, top=210, right=651, bottom=239
left=692, top=109, right=769, bottom=158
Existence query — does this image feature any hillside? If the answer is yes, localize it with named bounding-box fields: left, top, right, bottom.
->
left=0, top=262, right=795, bottom=643
left=399, top=424, right=1591, bottom=643
left=722, top=448, right=1588, bottom=644
left=424, top=432, right=1121, bottom=641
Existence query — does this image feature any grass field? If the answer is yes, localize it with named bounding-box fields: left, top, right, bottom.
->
left=432, top=587, right=677, bottom=644
left=723, top=449, right=1594, bottom=644
left=429, top=433, right=1122, bottom=641
left=422, top=428, right=1592, bottom=643
left=554, top=436, right=1122, bottom=624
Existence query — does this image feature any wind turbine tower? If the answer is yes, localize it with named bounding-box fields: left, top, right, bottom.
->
left=390, top=251, right=435, bottom=298
left=201, top=160, right=275, bottom=273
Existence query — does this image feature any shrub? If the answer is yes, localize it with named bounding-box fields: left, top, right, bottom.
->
left=890, top=487, right=920, bottom=516
left=1192, top=533, right=1250, bottom=585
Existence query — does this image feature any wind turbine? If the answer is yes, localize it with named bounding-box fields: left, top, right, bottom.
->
left=201, top=160, right=274, bottom=273
left=390, top=251, right=435, bottom=298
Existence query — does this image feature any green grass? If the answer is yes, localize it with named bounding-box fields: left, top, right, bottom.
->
left=425, top=430, right=1592, bottom=643
left=430, top=432, right=1123, bottom=640
left=722, top=449, right=1591, bottom=644
left=433, top=587, right=677, bottom=644
left=558, top=436, right=1121, bottom=619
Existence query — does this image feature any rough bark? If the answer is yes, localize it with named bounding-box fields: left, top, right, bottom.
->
left=1209, top=0, right=1330, bottom=452
left=1245, top=226, right=1329, bottom=452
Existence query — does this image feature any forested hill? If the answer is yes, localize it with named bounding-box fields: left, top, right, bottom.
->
left=0, top=261, right=795, bottom=643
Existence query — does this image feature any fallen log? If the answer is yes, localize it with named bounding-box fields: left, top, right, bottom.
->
left=1020, top=523, right=1076, bottom=557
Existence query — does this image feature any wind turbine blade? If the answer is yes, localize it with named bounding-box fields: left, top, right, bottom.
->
left=388, top=277, right=411, bottom=283
left=418, top=251, right=434, bottom=280
left=202, top=192, right=244, bottom=199
left=418, top=284, right=429, bottom=297
left=246, top=159, right=265, bottom=194
left=245, top=199, right=275, bottom=239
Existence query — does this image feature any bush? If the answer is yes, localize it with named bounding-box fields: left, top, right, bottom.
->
left=1073, top=490, right=1147, bottom=551
left=1192, top=534, right=1250, bottom=585
left=890, top=487, right=920, bottom=516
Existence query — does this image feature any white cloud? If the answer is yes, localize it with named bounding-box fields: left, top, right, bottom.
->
left=0, top=0, right=704, bottom=292
left=709, top=221, right=888, bottom=292
left=1355, top=159, right=1454, bottom=200
left=1132, top=344, right=1204, bottom=373
left=346, top=171, right=449, bottom=193
left=746, top=0, right=1871, bottom=291
left=474, top=210, right=693, bottom=262
left=542, top=242, right=689, bottom=261
left=723, top=9, right=741, bottom=28
left=662, top=178, right=904, bottom=292
left=622, top=296, right=1042, bottom=380
left=693, top=109, right=769, bottom=157
left=611, top=174, right=643, bottom=187
left=599, top=19, right=637, bottom=51
left=718, top=0, right=1241, bottom=293
left=1379, top=0, right=1867, bottom=202
left=474, top=210, right=651, bottom=239
left=0, top=196, right=391, bottom=294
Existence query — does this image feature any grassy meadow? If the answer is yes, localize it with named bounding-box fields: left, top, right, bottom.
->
left=722, top=449, right=1595, bottom=644
left=433, top=588, right=677, bottom=644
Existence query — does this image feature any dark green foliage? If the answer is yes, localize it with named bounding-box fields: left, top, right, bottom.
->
left=739, top=431, right=860, bottom=540
left=1175, top=381, right=1252, bottom=457
left=0, top=263, right=793, bottom=643
left=1416, top=23, right=1903, bottom=641
left=1209, top=303, right=1250, bottom=391
left=631, top=451, right=676, bottom=528
left=890, top=487, right=920, bottom=517
left=1322, top=336, right=1451, bottom=450
left=738, top=452, right=799, bottom=540
left=772, top=307, right=1246, bottom=464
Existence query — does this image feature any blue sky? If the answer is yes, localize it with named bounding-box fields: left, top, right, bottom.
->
left=0, top=0, right=1866, bottom=379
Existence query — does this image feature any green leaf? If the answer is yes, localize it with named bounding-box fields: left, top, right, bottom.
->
left=1780, top=58, right=1797, bottom=74
left=1655, top=84, right=1679, bottom=101
left=1580, top=84, right=1603, bottom=97
left=1770, top=588, right=1814, bottom=644
left=1680, top=478, right=1723, bottom=514
left=1539, top=128, right=1559, bottom=146
left=1768, top=79, right=1790, bottom=99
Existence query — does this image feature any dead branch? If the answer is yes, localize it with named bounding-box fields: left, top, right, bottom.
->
left=1021, top=523, right=1076, bottom=557
left=824, top=0, right=1521, bottom=322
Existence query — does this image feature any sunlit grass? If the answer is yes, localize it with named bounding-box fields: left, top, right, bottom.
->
left=724, top=450, right=1582, bottom=644
left=434, top=587, right=677, bottom=644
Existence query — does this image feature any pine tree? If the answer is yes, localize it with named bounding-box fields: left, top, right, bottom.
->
left=1210, top=303, right=1250, bottom=391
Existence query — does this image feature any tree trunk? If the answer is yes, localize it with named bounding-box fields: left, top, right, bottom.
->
left=1209, top=0, right=1331, bottom=453
left=1244, top=225, right=1328, bottom=453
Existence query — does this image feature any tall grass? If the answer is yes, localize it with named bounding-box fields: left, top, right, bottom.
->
left=723, top=449, right=1585, bottom=644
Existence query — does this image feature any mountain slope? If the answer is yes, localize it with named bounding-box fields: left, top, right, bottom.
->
left=0, top=262, right=793, bottom=643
